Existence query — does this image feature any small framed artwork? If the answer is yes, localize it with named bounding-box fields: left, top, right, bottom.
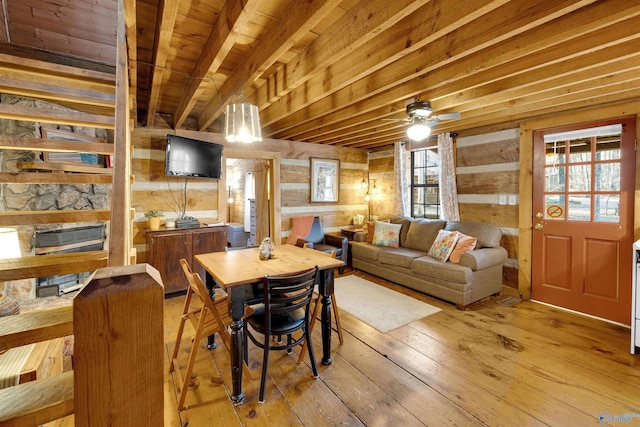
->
left=310, top=157, right=340, bottom=202
left=41, top=127, right=106, bottom=167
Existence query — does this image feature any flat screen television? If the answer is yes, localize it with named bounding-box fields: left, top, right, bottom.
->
left=164, top=134, right=223, bottom=179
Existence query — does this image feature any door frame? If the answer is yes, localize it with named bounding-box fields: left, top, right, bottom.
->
left=518, top=102, right=640, bottom=300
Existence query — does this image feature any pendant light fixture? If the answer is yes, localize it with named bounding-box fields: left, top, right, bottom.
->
left=224, top=101, right=262, bottom=143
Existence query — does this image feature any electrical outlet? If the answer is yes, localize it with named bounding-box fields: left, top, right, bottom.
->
left=499, top=195, right=507, bottom=205
left=508, top=195, right=517, bottom=205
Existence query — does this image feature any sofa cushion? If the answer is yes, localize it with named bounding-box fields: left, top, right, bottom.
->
left=378, top=248, right=425, bottom=268
left=411, top=256, right=472, bottom=284
left=388, top=215, right=413, bottom=247
left=350, top=241, right=389, bottom=262
left=445, top=221, right=502, bottom=248
left=405, top=219, right=446, bottom=252
left=449, top=232, right=477, bottom=263
left=372, top=221, right=402, bottom=248
left=427, top=229, right=459, bottom=262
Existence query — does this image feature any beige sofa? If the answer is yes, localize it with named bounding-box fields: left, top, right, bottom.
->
left=351, top=217, right=508, bottom=307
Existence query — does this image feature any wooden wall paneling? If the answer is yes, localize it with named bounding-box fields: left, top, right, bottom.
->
left=456, top=171, right=519, bottom=195
left=458, top=203, right=518, bottom=228
left=132, top=188, right=218, bottom=214
left=131, top=128, right=368, bottom=246
left=456, top=138, right=520, bottom=167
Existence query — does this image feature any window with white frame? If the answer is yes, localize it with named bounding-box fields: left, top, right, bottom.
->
left=411, top=148, right=440, bottom=219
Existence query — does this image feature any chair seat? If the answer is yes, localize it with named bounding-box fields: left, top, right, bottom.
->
left=247, top=304, right=305, bottom=334
left=313, top=243, right=342, bottom=257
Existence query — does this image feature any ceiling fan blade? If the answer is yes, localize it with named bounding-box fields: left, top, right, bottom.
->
left=433, top=112, right=461, bottom=121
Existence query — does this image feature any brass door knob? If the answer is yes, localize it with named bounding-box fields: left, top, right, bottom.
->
left=534, top=223, right=543, bottom=230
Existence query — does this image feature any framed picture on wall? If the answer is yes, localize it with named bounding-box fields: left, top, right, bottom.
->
left=310, top=157, right=340, bottom=202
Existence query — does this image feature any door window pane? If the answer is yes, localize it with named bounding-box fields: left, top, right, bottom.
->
left=544, top=194, right=565, bottom=220
left=568, top=165, right=590, bottom=192
left=569, top=138, right=592, bottom=162
left=545, top=141, right=565, bottom=164
left=568, top=195, right=590, bottom=220
left=595, top=194, right=619, bottom=223
left=545, top=166, right=565, bottom=192
left=595, top=135, right=621, bottom=160
left=595, top=163, right=620, bottom=191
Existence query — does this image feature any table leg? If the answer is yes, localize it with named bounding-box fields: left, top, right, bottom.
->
left=229, top=318, right=244, bottom=403
left=320, top=269, right=334, bottom=365
left=229, top=287, right=248, bottom=404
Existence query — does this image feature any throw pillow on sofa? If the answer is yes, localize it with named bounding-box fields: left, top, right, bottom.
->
left=367, top=219, right=390, bottom=243
left=427, top=229, right=459, bottom=262
left=372, top=221, right=402, bottom=248
left=449, top=232, right=477, bottom=263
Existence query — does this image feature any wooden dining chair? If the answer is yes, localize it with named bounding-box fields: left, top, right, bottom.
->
left=169, top=259, right=252, bottom=410
left=297, top=249, right=344, bottom=364
left=243, top=266, right=319, bottom=402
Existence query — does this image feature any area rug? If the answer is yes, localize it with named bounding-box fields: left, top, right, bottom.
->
left=333, top=275, right=441, bottom=333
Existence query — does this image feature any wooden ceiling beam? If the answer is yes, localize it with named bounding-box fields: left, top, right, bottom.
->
left=251, top=0, right=438, bottom=112
left=197, top=0, right=344, bottom=131
left=259, top=0, right=509, bottom=128
left=442, top=52, right=640, bottom=117
left=145, top=0, right=179, bottom=127
left=266, top=0, right=596, bottom=139
left=172, top=0, right=260, bottom=129
left=269, top=0, right=637, bottom=141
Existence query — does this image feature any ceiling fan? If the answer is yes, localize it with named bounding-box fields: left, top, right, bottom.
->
left=386, top=100, right=460, bottom=141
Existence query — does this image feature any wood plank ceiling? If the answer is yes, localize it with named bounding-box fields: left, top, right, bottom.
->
left=1, top=0, right=639, bottom=150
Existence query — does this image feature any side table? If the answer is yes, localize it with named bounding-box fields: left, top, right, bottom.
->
left=340, top=227, right=364, bottom=241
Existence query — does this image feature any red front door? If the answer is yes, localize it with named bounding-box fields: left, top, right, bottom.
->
left=531, top=116, right=635, bottom=325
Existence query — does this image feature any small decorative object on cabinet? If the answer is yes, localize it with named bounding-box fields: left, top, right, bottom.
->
left=144, top=210, right=163, bottom=230
left=146, top=226, right=227, bottom=294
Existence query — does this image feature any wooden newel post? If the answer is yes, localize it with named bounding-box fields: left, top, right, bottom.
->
left=73, top=264, right=164, bottom=426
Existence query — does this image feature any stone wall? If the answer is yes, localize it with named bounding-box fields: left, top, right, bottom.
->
left=0, top=94, right=112, bottom=300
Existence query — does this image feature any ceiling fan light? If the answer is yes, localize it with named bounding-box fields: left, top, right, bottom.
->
left=224, top=102, right=263, bottom=143
left=407, top=123, right=431, bottom=141
left=406, top=100, right=432, bottom=118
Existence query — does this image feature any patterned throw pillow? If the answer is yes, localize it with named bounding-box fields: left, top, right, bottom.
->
left=427, top=229, right=460, bottom=262
left=367, top=219, right=390, bottom=243
left=449, top=232, right=477, bottom=263
left=372, top=221, right=402, bottom=248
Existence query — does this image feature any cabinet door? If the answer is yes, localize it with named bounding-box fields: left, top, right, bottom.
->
left=148, top=232, right=192, bottom=294
left=191, top=228, right=227, bottom=281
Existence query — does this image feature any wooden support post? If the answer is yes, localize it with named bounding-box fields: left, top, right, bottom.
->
left=73, top=264, right=164, bottom=426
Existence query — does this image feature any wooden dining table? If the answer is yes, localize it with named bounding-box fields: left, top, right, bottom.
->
left=195, top=244, right=344, bottom=403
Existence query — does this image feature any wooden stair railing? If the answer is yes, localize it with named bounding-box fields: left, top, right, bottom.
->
left=0, top=264, right=164, bottom=426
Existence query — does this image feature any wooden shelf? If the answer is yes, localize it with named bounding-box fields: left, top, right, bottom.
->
left=17, top=161, right=111, bottom=174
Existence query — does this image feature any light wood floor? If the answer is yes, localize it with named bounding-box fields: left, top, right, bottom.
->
left=163, top=270, right=640, bottom=426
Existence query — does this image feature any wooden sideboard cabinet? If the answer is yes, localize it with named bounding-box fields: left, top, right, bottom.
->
left=146, top=226, right=227, bottom=294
